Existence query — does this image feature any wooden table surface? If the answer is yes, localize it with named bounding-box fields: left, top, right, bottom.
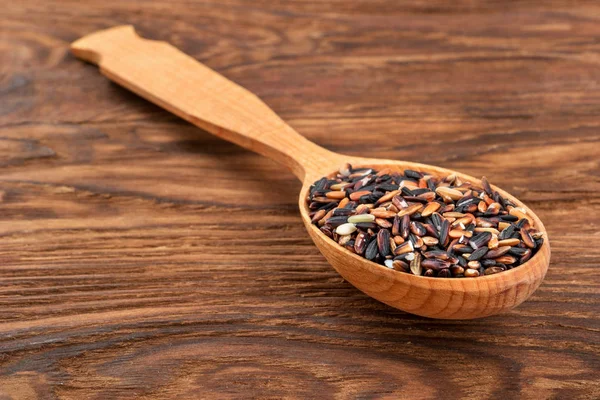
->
left=2, top=1, right=599, bottom=399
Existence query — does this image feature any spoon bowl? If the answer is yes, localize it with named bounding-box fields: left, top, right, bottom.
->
left=71, top=26, right=550, bottom=319
left=299, top=157, right=549, bottom=319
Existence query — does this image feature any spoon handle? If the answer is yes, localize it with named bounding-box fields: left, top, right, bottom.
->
left=71, top=25, right=338, bottom=180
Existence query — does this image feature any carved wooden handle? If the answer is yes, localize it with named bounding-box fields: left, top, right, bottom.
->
left=71, top=25, right=337, bottom=180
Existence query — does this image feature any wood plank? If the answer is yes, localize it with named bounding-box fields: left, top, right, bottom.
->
left=1, top=0, right=599, bottom=398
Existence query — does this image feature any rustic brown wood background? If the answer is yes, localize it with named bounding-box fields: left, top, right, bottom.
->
left=1, top=1, right=599, bottom=399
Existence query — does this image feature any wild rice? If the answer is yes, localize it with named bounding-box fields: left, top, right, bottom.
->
left=307, top=164, right=545, bottom=278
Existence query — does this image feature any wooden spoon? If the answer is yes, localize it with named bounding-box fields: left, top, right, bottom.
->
left=71, top=26, right=550, bottom=319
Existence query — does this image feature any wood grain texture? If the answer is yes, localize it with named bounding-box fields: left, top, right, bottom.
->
left=1, top=0, right=599, bottom=398
left=69, top=26, right=550, bottom=319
